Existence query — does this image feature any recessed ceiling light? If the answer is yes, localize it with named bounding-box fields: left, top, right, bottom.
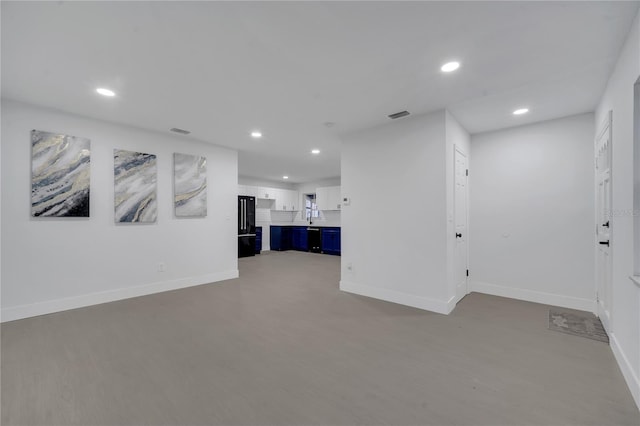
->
left=251, top=131, right=262, bottom=138
left=513, top=108, right=529, bottom=115
left=283, top=176, right=289, bottom=179
left=440, top=61, right=460, bottom=73
left=96, top=87, right=115, bottom=97
left=311, top=149, right=320, bottom=155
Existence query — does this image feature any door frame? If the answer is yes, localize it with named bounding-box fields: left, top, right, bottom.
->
left=595, top=110, right=613, bottom=331
left=453, top=145, right=470, bottom=302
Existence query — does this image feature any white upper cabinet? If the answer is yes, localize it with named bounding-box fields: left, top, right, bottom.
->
left=288, top=190, right=299, bottom=211
left=316, top=186, right=341, bottom=210
left=257, top=187, right=271, bottom=199
left=241, top=186, right=268, bottom=198
left=271, top=188, right=283, bottom=206
left=275, top=189, right=299, bottom=211
left=330, top=186, right=341, bottom=210
left=238, top=185, right=299, bottom=210
left=274, top=190, right=286, bottom=210
left=316, top=187, right=328, bottom=210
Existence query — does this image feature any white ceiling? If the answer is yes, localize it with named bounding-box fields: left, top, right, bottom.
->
left=2, top=1, right=638, bottom=183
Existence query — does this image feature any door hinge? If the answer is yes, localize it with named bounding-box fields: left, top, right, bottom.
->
left=466, top=169, right=469, bottom=176
left=466, top=269, right=469, bottom=277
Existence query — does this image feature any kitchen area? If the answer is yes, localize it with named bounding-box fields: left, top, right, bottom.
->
left=237, top=180, right=341, bottom=258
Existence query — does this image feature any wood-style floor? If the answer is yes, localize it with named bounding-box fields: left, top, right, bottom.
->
left=2, top=251, right=639, bottom=425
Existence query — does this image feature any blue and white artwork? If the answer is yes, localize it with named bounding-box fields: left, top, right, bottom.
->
left=31, top=130, right=90, bottom=217
left=174, top=153, right=207, bottom=217
left=114, top=149, right=157, bottom=223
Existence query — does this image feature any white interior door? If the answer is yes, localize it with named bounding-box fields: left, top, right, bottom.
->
left=596, top=111, right=612, bottom=331
left=454, top=147, right=469, bottom=302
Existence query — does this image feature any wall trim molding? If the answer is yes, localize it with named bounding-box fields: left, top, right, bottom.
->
left=339, top=280, right=453, bottom=315
left=610, top=332, right=640, bottom=410
left=1, top=269, right=239, bottom=323
left=597, top=300, right=612, bottom=334
left=470, top=280, right=596, bottom=313
left=452, top=291, right=467, bottom=307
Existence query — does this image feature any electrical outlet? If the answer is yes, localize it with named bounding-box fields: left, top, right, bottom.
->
left=158, top=262, right=166, bottom=272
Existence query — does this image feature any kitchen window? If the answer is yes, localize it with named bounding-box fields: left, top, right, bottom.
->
left=305, top=194, right=319, bottom=221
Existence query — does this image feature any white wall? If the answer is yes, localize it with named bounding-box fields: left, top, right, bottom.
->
left=0, top=100, right=3, bottom=313
left=469, top=113, right=595, bottom=311
left=341, top=110, right=454, bottom=314
left=445, top=111, right=471, bottom=302
left=634, top=79, right=640, bottom=276
left=1, top=100, right=239, bottom=322
left=595, top=10, right=640, bottom=409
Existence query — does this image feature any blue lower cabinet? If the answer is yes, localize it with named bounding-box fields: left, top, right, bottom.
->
left=272, top=226, right=339, bottom=255
left=291, top=227, right=308, bottom=251
left=282, top=227, right=292, bottom=250
left=270, top=226, right=292, bottom=251
left=255, top=227, right=262, bottom=254
left=270, top=226, right=282, bottom=251
left=270, top=226, right=278, bottom=251
left=321, top=227, right=341, bottom=255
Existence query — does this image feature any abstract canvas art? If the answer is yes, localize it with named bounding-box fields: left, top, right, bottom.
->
left=174, top=153, right=207, bottom=217
left=114, top=149, right=157, bottom=223
left=31, top=130, right=91, bottom=217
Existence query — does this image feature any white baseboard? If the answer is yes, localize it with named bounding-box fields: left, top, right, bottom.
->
left=597, top=300, right=612, bottom=333
left=610, top=332, right=640, bottom=410
left=339, top=280, right=454, bottom=315
left=452, top=291, right=467, bottom=307
left=470, top=280, right=596, bottom=312
left=1, top=269, right=239, bottom=323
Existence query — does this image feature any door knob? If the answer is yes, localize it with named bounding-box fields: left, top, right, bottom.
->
left=456, top=233, right=462, bottom=238
left=602, top=221, right=610, bottom=228
left=599, top=240, right=610, bottom=247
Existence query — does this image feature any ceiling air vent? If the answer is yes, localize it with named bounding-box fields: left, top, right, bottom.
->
left=388, top=111, right=410, bottom=120
left=170, top=127, right=191, bottom=135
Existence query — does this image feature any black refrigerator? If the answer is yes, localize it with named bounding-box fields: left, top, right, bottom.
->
left=238, top=195, right=256, bottom=258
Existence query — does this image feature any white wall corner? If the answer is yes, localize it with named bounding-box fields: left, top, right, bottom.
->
left=339, top=280, right=453, bottom=315
left=1, top=269, right=239, bottom=323
left=470, top=280, right=596, bottom=313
